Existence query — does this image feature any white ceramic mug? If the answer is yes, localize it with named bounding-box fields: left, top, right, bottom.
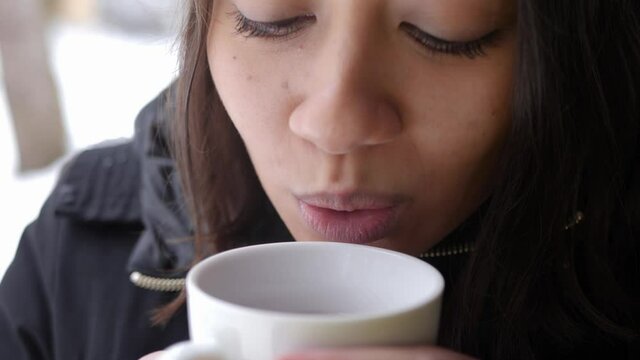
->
left=160, top=242, right=444, bottom=360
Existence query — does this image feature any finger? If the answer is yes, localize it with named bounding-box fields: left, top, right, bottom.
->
left=139, top=351, right=165, bottom=360
left=279, top=346, right=477, bottom=360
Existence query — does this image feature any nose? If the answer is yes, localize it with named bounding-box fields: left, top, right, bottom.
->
left=289, top=20, right=403, bottom=155
left=289, top=86, right=402, bottom=155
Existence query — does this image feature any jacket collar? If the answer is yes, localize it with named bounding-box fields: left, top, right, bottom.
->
left=54, top=87, right=194, bottom=277
left=128, top=87, right=195, bottom=277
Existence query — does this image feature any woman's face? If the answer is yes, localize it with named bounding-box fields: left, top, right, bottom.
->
left=207, top=0, right=516, bottom=256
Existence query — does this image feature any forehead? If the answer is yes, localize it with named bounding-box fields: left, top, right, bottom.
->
left=230, top=0, right=515, bottom=15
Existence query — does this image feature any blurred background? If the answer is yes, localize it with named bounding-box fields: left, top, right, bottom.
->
left=0, top=0, right=180, bottom=278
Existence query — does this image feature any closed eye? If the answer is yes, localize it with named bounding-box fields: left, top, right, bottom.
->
left=231, top=10, right=316, bottom=40
left=400, top=22, right=502, bottom=59
left=230, top=9, right=501, bottom=59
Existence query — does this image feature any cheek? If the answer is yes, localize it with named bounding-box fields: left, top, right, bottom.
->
left=403, top=57, right=513, bottom=211
left=208, top=44, right=295, bottom=173
left=210, top=56, right=280, bottom=131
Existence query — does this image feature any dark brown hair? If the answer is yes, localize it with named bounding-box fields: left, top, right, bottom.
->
left=168, top=1, right=640, bottom=358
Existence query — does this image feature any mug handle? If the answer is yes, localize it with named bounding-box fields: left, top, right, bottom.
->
left=159, top=340, right=225, bottom=360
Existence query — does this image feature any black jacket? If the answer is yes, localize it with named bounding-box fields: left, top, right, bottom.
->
left=0, top=92, right=194, bottom=360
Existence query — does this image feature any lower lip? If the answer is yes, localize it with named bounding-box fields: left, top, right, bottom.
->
left=298, top=201, right=401, bottom=244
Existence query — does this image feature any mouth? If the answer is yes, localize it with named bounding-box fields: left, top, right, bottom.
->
left=296, top=192, right=405, bottom=244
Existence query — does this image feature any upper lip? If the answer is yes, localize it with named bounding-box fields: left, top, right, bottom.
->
left=296, top=192, right=404, bottom=211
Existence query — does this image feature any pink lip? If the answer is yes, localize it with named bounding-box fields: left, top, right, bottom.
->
left=296, top=192, right=405, bottom=244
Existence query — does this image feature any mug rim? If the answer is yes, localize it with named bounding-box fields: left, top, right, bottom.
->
left=186, top=242, right=445, bottom=322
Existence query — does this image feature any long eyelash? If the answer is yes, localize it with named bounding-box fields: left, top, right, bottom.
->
left=230, top=11, right=499, bottom=59
left=231, top=10, right=314, bottom=39
left=400, top=23, right=501, bottom=59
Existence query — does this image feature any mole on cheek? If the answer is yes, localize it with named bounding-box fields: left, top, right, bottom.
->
left=246, top=75, right=253, bottom=81
left=232, top=55, right=237, bottom=60
left=281, top=81, right=289, bottom=90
